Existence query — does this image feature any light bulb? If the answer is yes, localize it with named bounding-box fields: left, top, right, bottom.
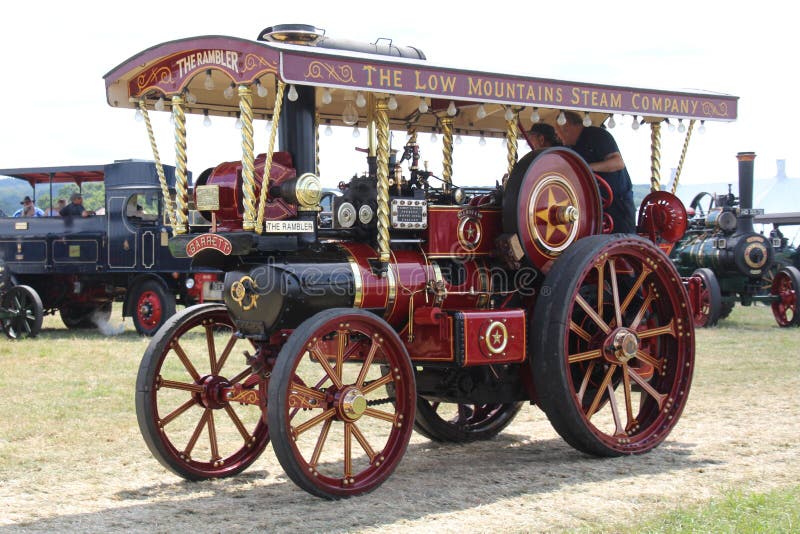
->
left=388, top=95, right=398, bottom=110
left=352, top=124, right=360, bottom=138
left=265, top=118, right=272, bottom=130
left=185, top=91, right=197, bottom=105
left=678, top=119, right=686, bottom=133
left=342, top=96, right=358, bottom=125
left=556, top=111, right=566, bottom=126
left=505, top=107, right=514, bottom=121
left=430, top=130, right=438, bottom=143
left=235, top=114, right=242, bottom=130
left=531, top=108, right=540, bottom=123
left=447, top=101, right=457, bottom=116
left=155, top=97, right=165, bottom=112
left=479, top=132, right=486, bottom=146
left=476, top=104, right=487, bottom=120
left=203, top=110, right=212, bottom=127
left=134, top=108, right=144, bottom=122
left=632, top=116, right=640, bottom=131
left=583, top=112, right=592, bottom=127
left=204, top=70, right=215, bottom=91
left=321, top=88, right=332, bottom=105
left=698, top=120, right=706, bottom=134
left=418, top=97, right=428, bottom=113
left=667, top=119, right=675, bottom=132
left=256, top=79, right=268, bottom=98
left=324, top=122, right=333, bottom=136
left=224, top=83, right=235, bottom=99
left=455, top=134, right=463, bottom=144
left=607, top=114, right=616, bottom=129
left=355, top=91, right=366, bottom=108
left=287, top=84, right=299, bottom=102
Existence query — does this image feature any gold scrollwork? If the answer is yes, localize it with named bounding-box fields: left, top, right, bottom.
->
left=701, top=101, right=729, bottom=118
left=305, top=61, right=356, bottom=83
left=230, top=275, right=259, bottom=311
left=227, top=389, right=259, bottom=404
left=242, top=54, right=278, bottom=74
left=136, top=67, right=173, bottom=91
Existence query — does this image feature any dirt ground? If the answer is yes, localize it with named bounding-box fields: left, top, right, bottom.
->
left=1, top=307, right=798, bottom=533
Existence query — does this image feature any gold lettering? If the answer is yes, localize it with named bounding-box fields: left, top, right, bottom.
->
left=415, top=70, right=427, bottom=90
left=363, top=65, right=376, bottom=86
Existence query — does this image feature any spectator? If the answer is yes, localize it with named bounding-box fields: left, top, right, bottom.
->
left=13, top=196, right=45, bottom=217
left=47, top=199, right=66, bottom=216
left=529, top=123, right=562, bottom=150
left=59, top=192, right=95, bottom=218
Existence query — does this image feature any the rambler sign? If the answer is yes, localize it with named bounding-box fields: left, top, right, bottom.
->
left=264, top=220, right=314, bottom=233
left=186, top=234, right=233, bottom=257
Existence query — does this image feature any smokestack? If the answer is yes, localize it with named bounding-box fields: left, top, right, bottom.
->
left=736, top=151, right=755, bottom=234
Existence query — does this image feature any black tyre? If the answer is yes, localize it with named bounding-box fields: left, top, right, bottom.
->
left=2, top=285, right=43, bottom=339
left=131, top=279, right=176, bottom=336
left=414, top=400, right=523, bottom=442
left=691, top=268, right=722, bottom=327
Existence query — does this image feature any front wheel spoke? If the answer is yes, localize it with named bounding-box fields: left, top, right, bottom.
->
left=160, top=378, right=204, bottom=393
left=568, top=348, right=602, bottom=364
left=576, top=294, right=610, bottom=334
left=293, top=407, right=335, bottom=438
left=570, top=321, right=593, bottom=342
left=207, top=411, right=220, bottom=462
left=606, top=381, right=626, bottom=436
left=159, top=398, right=198, bottom=427
left=350, top=421, right=377, bottom=462
left=204, top=325, right=218, bottom=376
left=227, top=367, right=256, bottom=387
left=184, top=408, right=212, bottom=458
left=363, top=407, right=396, bottom=424
left=223, top=403, right=252, bottom=443
left=213, top=332, right=238, bottom=375
left=310, top=347, right=344, bottom=389
left=637, top=318, right=677, bottom=340
left=628, top=367, right=667, bottom=409
left=309, top=418, right=333, bottom=468
left=355, top=342, right=379, bottom=387
left=361, top=371, right=393, bottom=395
left=172, top=341, right=201, bottom=382
left=336, top=329, right=348, bottom=385
left=635, top=349, right=665, bottom=373
left=576, top=361, right=597, bottom=403
left=586, top=365, right=616, bottom=420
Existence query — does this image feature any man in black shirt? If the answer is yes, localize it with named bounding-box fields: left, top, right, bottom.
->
left=556, top=111, right=636, bottom=234
left=60, top=192, right=94, bottom=217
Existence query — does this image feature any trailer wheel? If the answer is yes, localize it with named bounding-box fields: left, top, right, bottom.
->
left=60, top=305, right=95, bottom=329
left=771, top=265, right=800, bottom=327
left=2, top=285, right=43, bottom=339
left=135, top=303, right=270, bottom=479
left=691, top=268, right=722, bottom=327
left=268, top=309, right=415, bottom=499
left=531, top=234, right=694, bottom=456
left=413, top=400, right=523, bottom=442
left=132, top=280, right=176, bottom=336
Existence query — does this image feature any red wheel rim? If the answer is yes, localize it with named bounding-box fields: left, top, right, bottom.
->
left=771, top=270, right=798, bottom=326
left=141, top=307, right=269, bottom=478
left=516, top=149, right=602, bottom=272
left=563, top=240, right=694, bottom=452
left=276, top=312, right=415, bottom=497
left=137, top=290, right=163, bottom=329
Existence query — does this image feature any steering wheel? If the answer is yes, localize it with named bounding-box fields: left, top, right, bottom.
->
left=594, top=174, right=613, bottom=209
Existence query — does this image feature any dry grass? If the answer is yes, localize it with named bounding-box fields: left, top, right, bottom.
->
left=1, top=303, right=798, bottom=532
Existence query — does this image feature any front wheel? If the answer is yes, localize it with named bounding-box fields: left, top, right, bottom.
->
left=268, top=309, right=416, bottom=499
left=131, top=280, right=176, bottom=336
left=135, top=303, right=270, bottom=479
left=771, top=266, right=800, bottom=327
left=531, top=235, right=694, bottom=457
left=2, top=285, right=43, bottom=339
left=691, top=268, right=722, bottom=327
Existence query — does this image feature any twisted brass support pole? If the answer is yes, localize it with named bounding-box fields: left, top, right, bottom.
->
left=649, top=121, right=662, bottom=193
left=506, top=113, right=519, bottom=177
left=137, top=100, right=176, bottom=230
left=375, top=97, right=391, bottom=266
left=441, top=117, right=453, bottom=193
left=171, top=95, right=189, bottom=234
left=256, top=81, right=287, bottom=233
left=671, top=119, right=695, bottom=195
left=238, top=85, right=256, bottom=231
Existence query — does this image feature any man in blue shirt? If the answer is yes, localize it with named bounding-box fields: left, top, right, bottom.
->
left=13, top=196, right=45, bottom=217
left=556, top=111, right=636, bottom=234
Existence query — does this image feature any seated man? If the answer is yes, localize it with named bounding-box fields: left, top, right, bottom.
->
left=556, top=111, right=636, bottom=233
left=60, top=192, right=94, bottom=217
left=14, top=196, right=45, bottom=217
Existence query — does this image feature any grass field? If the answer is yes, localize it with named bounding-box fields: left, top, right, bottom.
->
left=1, top=302, right=798, bottom=532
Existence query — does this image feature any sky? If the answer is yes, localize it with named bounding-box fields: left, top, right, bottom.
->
left=1, top=1, right=797, bottom=194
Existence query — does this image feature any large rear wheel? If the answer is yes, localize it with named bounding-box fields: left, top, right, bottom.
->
left=135, top=303, right=270, bottom=479
left=268, top=309, right=416, bottom=499
left=531, top=235, right=694, bottom=456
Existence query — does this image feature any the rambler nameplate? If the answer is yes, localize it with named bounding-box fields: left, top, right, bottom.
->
left=264, top=220, right=314, bottom=233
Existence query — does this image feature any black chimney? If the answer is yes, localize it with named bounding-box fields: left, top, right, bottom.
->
left=736, top=151, right=756, bottom=234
